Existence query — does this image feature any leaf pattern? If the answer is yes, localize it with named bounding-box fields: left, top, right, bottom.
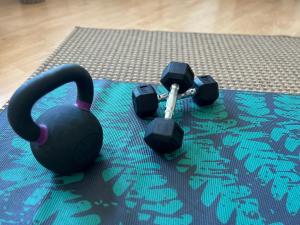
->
left=223, top=92, right=300, bottom=222
left=0, top=81, right=299, bottom=225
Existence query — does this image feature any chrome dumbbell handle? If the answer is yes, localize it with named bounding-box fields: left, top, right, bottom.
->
left=158, top=87, right=196, bottom=102
left=164, top=84, right=180, bottom=119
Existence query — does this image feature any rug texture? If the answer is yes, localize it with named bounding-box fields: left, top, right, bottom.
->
left=2, top=27, right=300, bottom=110
left=0, top=79, right=300, bottom=225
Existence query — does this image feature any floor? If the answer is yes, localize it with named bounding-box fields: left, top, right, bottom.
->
left=1, top=0, right=300, bottom=107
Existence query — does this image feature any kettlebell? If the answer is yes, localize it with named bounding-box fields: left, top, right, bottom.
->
left=8, top=64, right=103, bottom=174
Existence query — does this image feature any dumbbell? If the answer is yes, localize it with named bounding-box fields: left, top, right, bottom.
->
left=132, top=65, right=219, bottom=118
left=143, top=62, right=195, bottom=153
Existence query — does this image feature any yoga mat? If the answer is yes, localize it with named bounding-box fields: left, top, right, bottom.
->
left=0, top=79, right=299, bottom=224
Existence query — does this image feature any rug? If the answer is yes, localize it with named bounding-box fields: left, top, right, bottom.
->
left=2, top=27, right=299, bottom=112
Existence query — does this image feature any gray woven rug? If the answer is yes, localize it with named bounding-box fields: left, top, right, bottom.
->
left=2, top=27, right=300, bottom=109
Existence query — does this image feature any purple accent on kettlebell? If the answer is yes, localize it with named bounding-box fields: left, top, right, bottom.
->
left=75, top=100, right=91, bottom=111
left=36, top=124, right=48, bottom=145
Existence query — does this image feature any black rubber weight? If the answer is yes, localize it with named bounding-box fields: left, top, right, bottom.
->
left=144, top=118, right=184, bottom=153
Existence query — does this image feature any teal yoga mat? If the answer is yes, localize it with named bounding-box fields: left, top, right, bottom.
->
left=0, top=79, right=299, bottom=225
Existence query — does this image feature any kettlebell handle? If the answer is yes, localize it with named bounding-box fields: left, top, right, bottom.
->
left=8, top=64, right=94, bottom=143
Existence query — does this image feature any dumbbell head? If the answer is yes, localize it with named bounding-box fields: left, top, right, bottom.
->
left=144, top=118, right=184, bottom=153
left=132, top=84, right=158, bottom=118
left=193, top=75, right=219, bottom=106
left=160, top=62, right=194, bottom=94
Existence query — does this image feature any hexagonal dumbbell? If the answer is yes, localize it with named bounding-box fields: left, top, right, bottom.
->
left=132, top=73, right=219, bottom=118
left=144, top=61, right=194, bottom=153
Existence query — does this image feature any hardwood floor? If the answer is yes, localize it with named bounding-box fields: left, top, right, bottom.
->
left=1, top=0, right=300, bottom=106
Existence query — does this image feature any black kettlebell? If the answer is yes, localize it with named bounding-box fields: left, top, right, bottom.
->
left=8, top=64, right=103, bottom=174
